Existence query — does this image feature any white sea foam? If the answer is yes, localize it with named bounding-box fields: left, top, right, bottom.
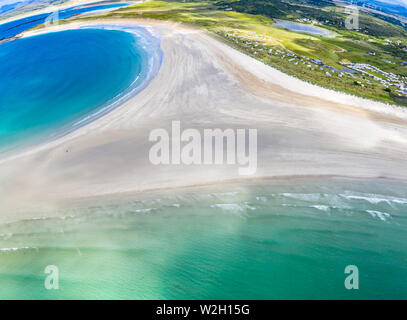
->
left=0, top=246, right=38, bottom=252
left=366, top=210, right=391, bottom=221
left=280, top=193, right=326, bottom=202
left=210, top=203, right=256, bottom=213
left=340, top=192, right=407, bottom=205
left=311, top=205, right=330, bottom=212
left=256, top=196, right=268, bottom=202
left=134, top=208, right=156, bottom=213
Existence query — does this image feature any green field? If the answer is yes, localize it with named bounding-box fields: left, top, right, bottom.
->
left=60, top=0, right=407, bottom=105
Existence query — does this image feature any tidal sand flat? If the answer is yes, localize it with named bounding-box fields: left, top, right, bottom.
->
left=0, top=19, right=406, bottom=298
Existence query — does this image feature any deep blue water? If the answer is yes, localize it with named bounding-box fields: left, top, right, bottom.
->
left=0, top=27, right=157, bottom=150
left=0, top=3, right=129, bottom=40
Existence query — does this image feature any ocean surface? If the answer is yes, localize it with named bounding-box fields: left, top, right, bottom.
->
left=0, top=3, right=130, bottom=40
left=0, top=178, right=406, bottom=299
left=274, top=20, right=331, bottom=36
left=0, top=26, right=161, bottom=152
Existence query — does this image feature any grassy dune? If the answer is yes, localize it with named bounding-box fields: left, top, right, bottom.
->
left=65, top=0, right=407, bottom=105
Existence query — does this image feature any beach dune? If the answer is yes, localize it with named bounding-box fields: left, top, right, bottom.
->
left=1, top=19, right=407, bottom=223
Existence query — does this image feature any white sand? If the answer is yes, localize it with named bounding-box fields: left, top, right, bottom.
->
left=0, top=1, right=140, bottom=23
left=1, top=19, right=407, bottom=222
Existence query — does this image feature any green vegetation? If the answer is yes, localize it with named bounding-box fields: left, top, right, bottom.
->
left=66, top=0, right=407, bottom=105
left=217, top=0, right=407, bottom=37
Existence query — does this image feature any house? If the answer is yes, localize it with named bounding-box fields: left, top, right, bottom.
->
left=310, top=59, right=323, bottom=65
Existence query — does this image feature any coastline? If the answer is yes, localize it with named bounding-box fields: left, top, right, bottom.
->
left=1, top=19, right=407, bottom=223
left=2, top=174, right=407, bottom=225
left=0, top=0, right=140, bottom=24
left=22, top=19, right=407, bottom=122
left=0, top=23, right=163, bottom=157
left=1, top=173, right=406, bottom=299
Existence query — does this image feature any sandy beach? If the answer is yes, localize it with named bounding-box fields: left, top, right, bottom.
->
left=1, top=19, right=407, bottom=223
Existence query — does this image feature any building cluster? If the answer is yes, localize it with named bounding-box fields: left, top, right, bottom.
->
left=220, top=30, right=407, bottom=96
left=296, top=18, right=320, bottom=25
left=341, top=62, right=407, bottom=95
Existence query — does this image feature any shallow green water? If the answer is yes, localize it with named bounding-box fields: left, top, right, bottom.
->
left=0, top=178, right=406, bottom=299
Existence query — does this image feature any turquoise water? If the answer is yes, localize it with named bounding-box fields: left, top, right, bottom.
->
left=0, top=178, right=406, bottom=299
left=274, top=20, right=331, bottom=35
left=0, top=27, right=159, bottom=151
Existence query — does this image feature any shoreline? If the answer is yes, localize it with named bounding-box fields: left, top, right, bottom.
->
left=22, top=19, right=407, bottom=121
left=37, top=174, right=407, bottom=207
left=1, top=19, right=407, bottom=223
left=2, top=174, right=407, bottom=226
left=0, top=1, right=138, bottom=24
left=0, top=22, right=163, bottom=161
